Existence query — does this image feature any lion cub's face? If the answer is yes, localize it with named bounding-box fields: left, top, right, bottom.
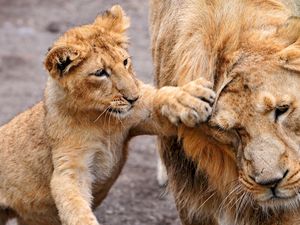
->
left=44, top=6, right=139, bottom=118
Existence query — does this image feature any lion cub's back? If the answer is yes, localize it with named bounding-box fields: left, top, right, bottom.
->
left=0, top=102, right=54, bottom=212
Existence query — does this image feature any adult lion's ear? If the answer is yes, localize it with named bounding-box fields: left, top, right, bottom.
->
left=278, top=42, right=300, bottom=72
left=94, top=5, right=130, bottom=34
left=277, top=17, right=300, bottom=72
left=276, top=16, right=300, bottom=45
left=44, top=45, right=87, bottom=79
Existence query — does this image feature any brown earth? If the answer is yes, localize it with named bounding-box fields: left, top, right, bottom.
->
left=0, top=0, right=180, bottom=224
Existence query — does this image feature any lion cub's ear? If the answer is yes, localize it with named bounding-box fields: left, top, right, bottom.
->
left=44, top=45, right=87, bottom=79
left=277, top=17, right=300, bottom=72
left=94, top=5, right=130, bottom=34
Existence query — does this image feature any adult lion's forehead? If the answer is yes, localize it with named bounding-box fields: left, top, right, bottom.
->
left=212, top=66, right=300, bottom=129
left=225, top=64, right=300, bottom=96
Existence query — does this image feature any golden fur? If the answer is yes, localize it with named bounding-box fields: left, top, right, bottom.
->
left=0, top=5, right=216, bottom=225
left=150, top=0, right=300, bottom=224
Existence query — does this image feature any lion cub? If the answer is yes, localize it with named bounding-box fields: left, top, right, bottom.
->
left=0, top=5, right=215, bottom=225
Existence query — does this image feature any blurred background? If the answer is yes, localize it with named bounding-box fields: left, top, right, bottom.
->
left=0, top=0, right=180, bottom=224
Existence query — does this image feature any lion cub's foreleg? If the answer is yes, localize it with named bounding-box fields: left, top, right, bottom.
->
left=50, top=147, right=98, bottom=225
left=155, top=78, right=215, bottom=127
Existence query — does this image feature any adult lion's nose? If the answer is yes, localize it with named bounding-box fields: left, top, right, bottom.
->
left=252, top=170, right=289, bottom=187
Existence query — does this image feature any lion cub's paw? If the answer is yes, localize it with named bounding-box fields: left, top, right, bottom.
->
left=157, top=78, right=216, bottom=127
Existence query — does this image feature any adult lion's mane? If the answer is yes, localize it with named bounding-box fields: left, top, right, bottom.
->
left=150, top=0, right=300, bottom=224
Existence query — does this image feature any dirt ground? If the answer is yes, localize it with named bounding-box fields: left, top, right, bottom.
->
left=0, top=0, right=181, bottom=224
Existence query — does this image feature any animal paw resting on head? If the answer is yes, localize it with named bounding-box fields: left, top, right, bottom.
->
left=155, top=78, right=216, bottom=127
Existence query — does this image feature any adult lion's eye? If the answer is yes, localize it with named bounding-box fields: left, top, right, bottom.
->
left=94, top=69, right=109, bottom=77
left=275, top=105, right=289, bottom=122
left=123, top=58, right=128, bottom=67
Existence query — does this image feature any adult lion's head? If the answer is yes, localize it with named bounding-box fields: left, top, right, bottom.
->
left=151, top=0, right=300, bottom=223
left=204, top=17, right=300, bottom=209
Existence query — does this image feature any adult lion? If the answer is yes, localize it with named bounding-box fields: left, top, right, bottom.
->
left=150, top=0, right=300, bottom=224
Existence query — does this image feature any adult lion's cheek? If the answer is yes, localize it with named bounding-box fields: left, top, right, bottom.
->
left=208, top=106, right=241, bottom=149
left=210, top=108, right=238, bottom=130
left=206, top=127, right=240, bottom=151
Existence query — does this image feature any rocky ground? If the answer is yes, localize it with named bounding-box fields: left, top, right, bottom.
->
left=0, top=0, right=180, bottom=224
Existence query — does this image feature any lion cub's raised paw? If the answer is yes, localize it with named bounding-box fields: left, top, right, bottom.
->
left=155, top=78, right=216, bottom=127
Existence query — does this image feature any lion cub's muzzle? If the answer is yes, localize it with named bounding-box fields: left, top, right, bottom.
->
left=123, top=96, right=139, bottom=105
left=108, top=95, right=139, bottom=116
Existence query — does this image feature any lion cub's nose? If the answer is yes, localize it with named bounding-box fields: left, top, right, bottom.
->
left=124, top=96, right=139, bottom=105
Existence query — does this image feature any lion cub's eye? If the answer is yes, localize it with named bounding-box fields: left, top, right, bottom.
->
left=275, top=105, right=289, bottom=122
left=94, top=69, right=109, bottom=77
left=123, top=58, right=129, bottom=67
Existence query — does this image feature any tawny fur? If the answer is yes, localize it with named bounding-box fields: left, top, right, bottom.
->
left=0, top=5, right=216, bottom=225
left=150, top=0, right=300, bottom=224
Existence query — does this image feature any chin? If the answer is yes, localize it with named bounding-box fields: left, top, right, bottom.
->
left=256, top=194, right=300, bottom=211
left=108, top=107, right=132, bottom=119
